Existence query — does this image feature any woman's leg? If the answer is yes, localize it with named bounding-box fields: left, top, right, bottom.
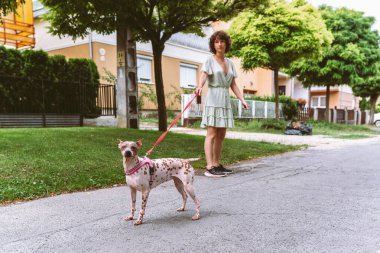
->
left=204, top=127, right=217, bottom=169
left=213, top=128, right=227, bottom=166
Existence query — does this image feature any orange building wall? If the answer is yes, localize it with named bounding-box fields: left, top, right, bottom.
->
left=231, top=58, right=256, bottom=95
left=48, top=43, right=90, bottom=59
left=311, top=91, right=339, bottom=108
left=338, top=92, right=356, bottom=109
left=92, top=42, right=117, bottom=80
left=255, top=68, right=273, bottom=96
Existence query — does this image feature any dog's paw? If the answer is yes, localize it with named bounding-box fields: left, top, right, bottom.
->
left=192, top=213, right=200, bottom=220
left=123, top=216, right=134, bottom=221
left=176, top=207, right=185, bottom=212
left=134, top=220, right=143, bottom=225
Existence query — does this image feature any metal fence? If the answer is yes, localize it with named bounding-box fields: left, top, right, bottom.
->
left=310, top=108, right=363, bottom=125
left=0, top=75, right=115, bottom=115
left=181, top=94, right=282, bottom=126
left=97, top=84, right=116, bottom=116
left=0, top=75, right=116, bottom=127
left=298, top=108, right=313, bottom=121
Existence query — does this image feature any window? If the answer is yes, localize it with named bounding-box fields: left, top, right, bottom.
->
left=137, top=55, right=153, bottom=84
left=311, top=97, right=319, bottom=107
left=311, top=96, right=326, bottom=108
left=180, top=63, right=198, bottom=89
left=320, top=96, right=326, bottom=107
left=278, top=86, right=286, bottom=95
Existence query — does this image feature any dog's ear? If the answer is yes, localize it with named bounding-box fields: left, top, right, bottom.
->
left=118, top=139, right=124, bottom=149
left=136, top=139, right=143, bottom=149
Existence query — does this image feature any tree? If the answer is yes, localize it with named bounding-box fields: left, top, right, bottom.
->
left=288, top=6, right=380, bottom=121
left=0, top=0, right=24, bottom=16
left=351, top=62, right=380, bottom=123
left=228, top=0, right=332, bottom=119
left=40, top=0, right=268, bottom=131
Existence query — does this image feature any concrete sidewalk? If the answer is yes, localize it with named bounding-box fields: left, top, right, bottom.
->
left=141, top=123, right=380, bottom=148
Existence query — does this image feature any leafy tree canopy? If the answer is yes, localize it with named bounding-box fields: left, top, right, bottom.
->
left=228, top=0, right=332, bottom=71
left=228, top=0, right=331, bottom=118
left=41, top=0, right=267, bottom=42
left=0, top=0, right=24, bottom=16
left=288, top=5, right=380, bottom=87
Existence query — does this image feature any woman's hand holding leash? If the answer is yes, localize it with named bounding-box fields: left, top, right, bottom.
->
left=242, top=100, right=249, bottom=109
left=195, top=87, right=202, bottom=96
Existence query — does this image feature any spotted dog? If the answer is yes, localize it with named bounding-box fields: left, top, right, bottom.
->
left=118, top=139, right=200, bottom=225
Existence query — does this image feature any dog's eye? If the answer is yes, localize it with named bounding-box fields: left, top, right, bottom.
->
left=131, top=146, right=137, bottom=151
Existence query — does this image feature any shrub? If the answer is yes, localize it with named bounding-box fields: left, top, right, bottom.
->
left=359, top=97, right=370, bottom=111
left=0, top=46, right=100, bottom=114
left=260, top=119, right=287, bottom=130
left=280, top=97, right=299, bottom=120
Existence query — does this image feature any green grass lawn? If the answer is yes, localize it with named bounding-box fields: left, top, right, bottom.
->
left=307, top=120, right=379, bottom=137
left=0, top=127, right=301, bottom=204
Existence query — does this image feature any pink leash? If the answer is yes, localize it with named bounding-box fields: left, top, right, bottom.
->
left=145, top=92, right=199, bottom=156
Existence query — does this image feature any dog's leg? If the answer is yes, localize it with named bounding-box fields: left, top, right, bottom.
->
left=134, top=189, right=150, bottom=225
left=173, top=177, right=187, bottom=212
left=184, top=183, right=200, bottom=220
left=124, top=187, right=137, bottom=221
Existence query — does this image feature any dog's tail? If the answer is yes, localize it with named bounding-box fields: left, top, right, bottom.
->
left=184, top=157, right=202, bottom=163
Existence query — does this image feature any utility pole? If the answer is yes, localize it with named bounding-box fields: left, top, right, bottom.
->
left=116, top=23, right=138, bottom=128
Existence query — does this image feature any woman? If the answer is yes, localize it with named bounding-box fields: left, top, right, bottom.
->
left=196, top=31, right=248, bottom=178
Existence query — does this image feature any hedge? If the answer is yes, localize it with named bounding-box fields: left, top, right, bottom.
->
left=0, top=46, right=100, bottom=114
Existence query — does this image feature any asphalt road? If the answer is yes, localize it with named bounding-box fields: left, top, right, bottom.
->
left=1, top=138, right=380, bottom=253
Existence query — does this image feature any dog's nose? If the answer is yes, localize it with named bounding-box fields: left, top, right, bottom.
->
left=125, top=150, right=133, bottom=157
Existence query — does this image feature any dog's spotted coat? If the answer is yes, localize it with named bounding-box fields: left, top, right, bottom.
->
left=118, top=140, right=200, bottom=225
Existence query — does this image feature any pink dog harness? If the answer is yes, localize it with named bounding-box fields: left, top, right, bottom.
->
left=125, top=156, right=154, bottom=176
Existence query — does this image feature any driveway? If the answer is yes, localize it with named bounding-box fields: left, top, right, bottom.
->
left=138, top=123, right=379, bottom=146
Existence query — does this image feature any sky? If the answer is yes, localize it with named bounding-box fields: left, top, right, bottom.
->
left=307, top=0, right=380, bottom=32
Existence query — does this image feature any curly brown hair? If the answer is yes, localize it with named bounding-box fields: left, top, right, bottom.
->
left=209, top=31, right=231, bottom=54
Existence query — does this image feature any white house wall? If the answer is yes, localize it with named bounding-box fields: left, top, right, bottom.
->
left=340, top=84, right=353, bottom=93
left=34, top=19, right=89, bottom=52
left=292, top=79, right=309, bottom=100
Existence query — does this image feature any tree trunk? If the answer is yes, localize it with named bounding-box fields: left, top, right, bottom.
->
left=308, top=86, right=312, bottom=117
left=274, top=68, right=279, bottom=119
left=325, top=83, right=330, bottom=121
left=152, top=43, right=167, bottom=131
left=369, top=94, right=379, bottom=124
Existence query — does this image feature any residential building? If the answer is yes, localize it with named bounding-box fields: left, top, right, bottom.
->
left=309, top=85, right=359, bottom=110
left=32, top=2, right=362, bottom=113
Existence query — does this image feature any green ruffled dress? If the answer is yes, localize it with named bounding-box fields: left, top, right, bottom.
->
left=200, top=55, right=238, bottom=128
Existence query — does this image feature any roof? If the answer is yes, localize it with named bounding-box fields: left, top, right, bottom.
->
left=33, top=0, right=47, bottom=17
left=168, top=33, right=209, bottom=52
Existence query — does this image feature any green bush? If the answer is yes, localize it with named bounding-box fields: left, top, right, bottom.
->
left=0, top=47, right=24, bottom=112
left=359, top=98, right=370, bottom=111
left=280, top=97, right=299, bottom=120
left=376, top=105, right=380, bottom=113
left=0, top=46, right=100, bottom=114
left=260, top=119, right=287, bottom=130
